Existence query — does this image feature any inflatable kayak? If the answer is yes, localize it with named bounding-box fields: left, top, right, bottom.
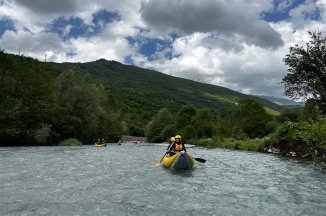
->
left=94, top=143, right=107, bottom=147
left=162, top=151, right=195, bottom=170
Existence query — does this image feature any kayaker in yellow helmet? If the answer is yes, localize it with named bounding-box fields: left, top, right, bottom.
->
left=167, top=135, right=186, bottom=156
left=166, top=136, right=175, bottom=151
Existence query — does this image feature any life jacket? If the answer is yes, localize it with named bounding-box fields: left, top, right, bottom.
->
left=174, top=142, right=184, bottom=151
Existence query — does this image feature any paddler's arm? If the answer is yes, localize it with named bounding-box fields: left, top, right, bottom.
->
left=166, top=142, right=174, bottom=150
left=166, top=142, right=175, bottom=153
left=182, top=142, right=186, bottom=152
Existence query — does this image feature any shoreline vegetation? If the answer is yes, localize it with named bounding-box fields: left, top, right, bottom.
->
left=189, top=117, right=326, bottom=166
left=192, top=137, right=326, bottom=161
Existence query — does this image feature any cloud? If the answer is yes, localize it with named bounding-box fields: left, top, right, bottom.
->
left=133, top=19, right=326, bottom=97
left=133, top=32, right=286, bottom=96
left=141, top=0, right=284, bottom=48
left=0, top=30, right=69, bottom=61
left=275, top=0, right=296, bottom=12
left=68, top=23, right=135, bottom=63
left=1, top=0, right=326, bottom=98
left=0, top=18, right=137, bottom=63
left=14, top=0, right=78, bottom=14
left=289, top=0, right=321, bottom=28
left=317, top=0, right=326, bottom=20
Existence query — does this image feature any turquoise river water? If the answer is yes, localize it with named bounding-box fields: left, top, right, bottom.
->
left=0, top=143, right=325, bottom=216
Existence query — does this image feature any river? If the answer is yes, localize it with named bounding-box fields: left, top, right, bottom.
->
left=1, top=143, right=325, bottom=216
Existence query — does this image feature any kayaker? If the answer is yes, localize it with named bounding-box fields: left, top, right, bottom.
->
left=167, top=136, right=175, bottom=150
left=167, top=135, right=186, bottom=156
left=95, top=138, right=101, bottom=145
left=101, top=138, right=105, bottom=144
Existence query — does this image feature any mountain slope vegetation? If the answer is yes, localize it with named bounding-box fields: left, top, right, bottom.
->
left=51, top=59, right=284, bottom=113
left=1, top=51, right=284, bottom=145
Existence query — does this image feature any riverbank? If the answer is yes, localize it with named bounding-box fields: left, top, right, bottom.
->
left=190, top=137, right=326, bottom=165
left=190, top=137, right=265, bottom=152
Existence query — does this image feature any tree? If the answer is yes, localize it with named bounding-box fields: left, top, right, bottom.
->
left=0, top=51, right=58, bottom=145
left=277, top=108, right=302, bottom=123
left=282, top=31, right=326, bottom=114
left=302, top=99, right=322, bottom=121
left=146, top=108, right=173, bottom=142
left=179, top=124, right=197, bottom=142
left=53, top=71, right=122, bottom=143
left=191, top=108, right=215, bottom=138
left=160, top=124, right=176, bottom=141
left=233, top=100, right=273, bottom=138
left=129, top=125, right=145, bottom=136
left=175, top=105, right=196, bottom=130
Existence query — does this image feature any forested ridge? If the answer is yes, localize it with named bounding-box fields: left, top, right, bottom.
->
left=0, top=51, right=283, bottom=146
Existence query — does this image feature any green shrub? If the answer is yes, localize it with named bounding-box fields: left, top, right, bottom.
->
left=179, top=124, right=197, bottom=142
left=265, top=119, right=326, bottom=151
left=160, top=124, right=176, bottom=141
left=33, top=124, right=52, bottom=144
left=59, top=138, right=81, bottom=146
left=190, top=137, right=265, bottom=151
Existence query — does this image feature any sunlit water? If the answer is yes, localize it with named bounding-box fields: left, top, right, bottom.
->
left=1, top=143, right=325, bottom=216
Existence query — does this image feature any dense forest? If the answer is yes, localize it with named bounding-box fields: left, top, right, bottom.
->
left=0, top=31, right=325, bottom=161
left=0, top=51, right=123, bottom=145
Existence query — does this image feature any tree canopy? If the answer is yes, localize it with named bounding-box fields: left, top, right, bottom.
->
left=282, top=31, right=326, bottom=114
left=0, top=51, right=122, bottom=145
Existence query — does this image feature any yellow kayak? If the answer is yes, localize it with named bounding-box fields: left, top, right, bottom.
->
left=162, top=151, right=195, bottom=170
left=94, top=143, right=107, bottom=147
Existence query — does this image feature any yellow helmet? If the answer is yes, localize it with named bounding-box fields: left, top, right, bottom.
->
left=175, top=135, right=181, bottom=139
left=170, top=137, right=175, bottom=142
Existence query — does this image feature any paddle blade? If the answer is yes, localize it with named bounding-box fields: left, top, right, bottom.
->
left=155, top=162, right=161, bottom=167
left=194, top=158, right=206, bottom=163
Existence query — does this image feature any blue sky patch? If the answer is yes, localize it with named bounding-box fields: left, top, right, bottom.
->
left=127, top=36, right=173, bottom=60
left=169, top=32, right=180, bottom=41
left=49, top=10, right=120, bottom=40
left=262, top=0, right=306, bottom=22
left=0, top=17, right=15, bottom=37
left=66, top=50, right=77, bottom=58
left=92, top=9, right=120, bottom=26
left=302, top=7, right=322, bottom=21
left=49, top=16, right=89, bottom=40
left=124, top=55, right=134, bottom=65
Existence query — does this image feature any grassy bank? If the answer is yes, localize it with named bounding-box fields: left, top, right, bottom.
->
left=189, top=128, right=326, bottom=165
left=189, top=137, right=266, bottom=152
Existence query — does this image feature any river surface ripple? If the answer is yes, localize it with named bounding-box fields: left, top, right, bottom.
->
left=1, top=144, right=325, bottom=216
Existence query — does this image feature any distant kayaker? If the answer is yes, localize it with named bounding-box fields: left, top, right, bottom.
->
left=101, top=138, right=105, bottom=144
left=118, top=139, right=122, bottom=145
left=95, top=138, right=101, bottom=145
left=167, top=135, right=186, bottom=156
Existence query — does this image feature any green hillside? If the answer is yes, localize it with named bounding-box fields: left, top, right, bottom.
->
left=51, top=59, right=283, bottom=113
left=0, top=51, right=285, bottom=145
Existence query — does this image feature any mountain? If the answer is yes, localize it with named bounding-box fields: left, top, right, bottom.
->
left=0, top=52, right=287, bottom=145
left=256, top=95, right=304, bottom=107
left=50, top=59, right=284, bottom=115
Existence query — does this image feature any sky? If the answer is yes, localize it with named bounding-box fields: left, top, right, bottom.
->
left=0, top=0, right=325, bottom=98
